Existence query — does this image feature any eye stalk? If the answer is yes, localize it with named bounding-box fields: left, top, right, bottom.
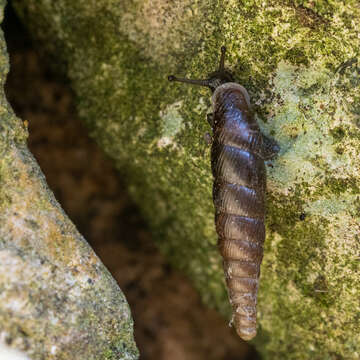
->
left=168, top=46, right=234, bottom=92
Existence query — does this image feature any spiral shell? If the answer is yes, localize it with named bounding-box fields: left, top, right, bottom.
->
left=168, top=46, right=278, bottom=341
left=211, top=83, right=266, bottom=340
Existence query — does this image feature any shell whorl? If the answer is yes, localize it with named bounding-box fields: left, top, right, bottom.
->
left=212, top=82, right=251, bottom=108
left=211, top=83, right=265, bottom=341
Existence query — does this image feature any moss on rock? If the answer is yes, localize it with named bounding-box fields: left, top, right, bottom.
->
left=11, top=0, right=360, bottom=358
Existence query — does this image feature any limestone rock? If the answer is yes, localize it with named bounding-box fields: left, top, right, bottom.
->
left=0, top=2, right=139, bottom=359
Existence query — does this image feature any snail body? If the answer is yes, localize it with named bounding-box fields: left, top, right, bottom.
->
left=168, top=47, right=278, bottom=340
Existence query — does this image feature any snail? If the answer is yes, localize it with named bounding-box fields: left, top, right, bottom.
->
left=168, top=46, right=279, bottom=340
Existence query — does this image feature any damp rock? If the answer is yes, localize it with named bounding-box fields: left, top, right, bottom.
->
left=0, top=4, right=138, bottom=359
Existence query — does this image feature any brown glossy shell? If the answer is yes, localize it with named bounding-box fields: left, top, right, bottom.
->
left=211, top=83, right=265, bottom=341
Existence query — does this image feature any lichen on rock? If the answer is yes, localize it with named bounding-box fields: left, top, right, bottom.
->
left=0, top=1, right=138, bottom=359
left=11, top=0, right=360, bottom=358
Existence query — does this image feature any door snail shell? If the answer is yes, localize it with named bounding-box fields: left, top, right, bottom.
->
left=168, top=46, right=279, bottom=341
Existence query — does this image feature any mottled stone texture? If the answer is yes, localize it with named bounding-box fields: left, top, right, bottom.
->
left=11, top=0, right=360, bottom=359
left=0, top=1, right=139, bottom=359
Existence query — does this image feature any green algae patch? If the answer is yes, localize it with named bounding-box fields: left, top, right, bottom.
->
left=12, top=0, right=360, bottom=358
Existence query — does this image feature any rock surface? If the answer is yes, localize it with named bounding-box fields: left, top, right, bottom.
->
left=11, top=0, right=360, bottom=359
left=0, top=1, right=139, bottom=359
